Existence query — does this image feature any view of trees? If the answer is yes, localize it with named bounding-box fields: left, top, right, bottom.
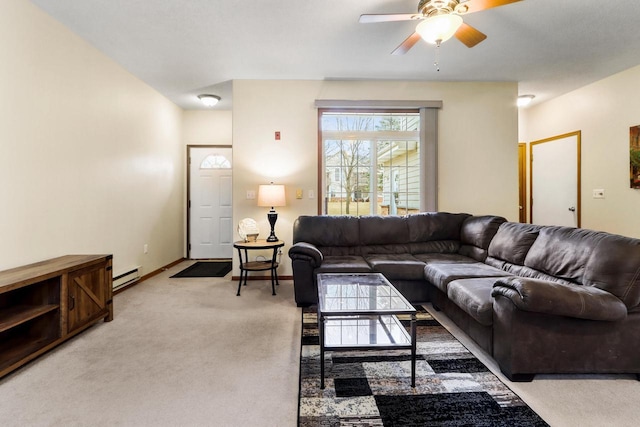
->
left=321, top=112, right=420, bottom=215
left=631, top=125, right=640, bottom=189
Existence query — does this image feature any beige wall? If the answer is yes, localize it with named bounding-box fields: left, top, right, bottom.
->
left=232, top=80, right=519, bottom=276
left=0, top=0, right=184, bottom=275
left=2, top=1, right=520, bottom=281
left=520, top=64, right=640, bottom=238
left=182, top=110, right=233, bottom=146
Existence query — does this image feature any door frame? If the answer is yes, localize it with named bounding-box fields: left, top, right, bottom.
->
left=518, top=143, right=527, bottom=223
left=186, top=144, right=233, bottom=259
left=529, top=131, right=581, bottom=227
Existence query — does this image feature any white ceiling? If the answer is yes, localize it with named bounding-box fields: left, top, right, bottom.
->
left=30, top=0, right=640, bottom=110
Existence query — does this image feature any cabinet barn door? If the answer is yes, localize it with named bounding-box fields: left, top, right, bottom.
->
left=67, top=264, right=107, bottom=333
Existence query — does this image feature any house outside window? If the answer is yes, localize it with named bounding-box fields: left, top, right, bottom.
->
left=319, top=110, right=422, bottom=216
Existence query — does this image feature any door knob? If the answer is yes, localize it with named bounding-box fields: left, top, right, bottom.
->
left=568, top=207, right=576, bottom=212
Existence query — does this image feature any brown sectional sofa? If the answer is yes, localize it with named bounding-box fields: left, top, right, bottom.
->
left=288, top=212, right=640, bottom=381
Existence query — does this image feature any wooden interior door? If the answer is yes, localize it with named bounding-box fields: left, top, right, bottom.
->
left=530, top=131, right=581, bottom=227
left=518, top=143, right=526, bottom=223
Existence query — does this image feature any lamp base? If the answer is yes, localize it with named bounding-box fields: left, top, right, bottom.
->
left=266, top=210, right=279, bottom=242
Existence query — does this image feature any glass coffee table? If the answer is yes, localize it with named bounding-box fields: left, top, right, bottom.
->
left=317, top=273, right=417, bottom=389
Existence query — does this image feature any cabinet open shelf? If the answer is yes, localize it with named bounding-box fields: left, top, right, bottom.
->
left=0, top=330, right=59, bottom=373
left=0, top=304, right=60, bottom=333
left=0, top=255, right=113, bottom=378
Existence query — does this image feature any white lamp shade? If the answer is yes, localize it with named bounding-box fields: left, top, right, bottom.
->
left=257, top=184, right=286, bottom=208
left=416, top=14, right=463, bottom=44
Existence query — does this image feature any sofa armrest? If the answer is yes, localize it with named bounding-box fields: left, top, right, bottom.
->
left=491, top=277, right=627, bottom=321
left=288, top=242, right=323, bottom=267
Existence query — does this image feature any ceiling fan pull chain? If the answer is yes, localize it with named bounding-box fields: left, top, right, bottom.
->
left=434, top=39, right=441, bottom=72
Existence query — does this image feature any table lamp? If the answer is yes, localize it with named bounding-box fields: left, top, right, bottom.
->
left=257, top=182, right=286, bottom=242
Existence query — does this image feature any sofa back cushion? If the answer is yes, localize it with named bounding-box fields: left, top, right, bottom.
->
left=359, top=216, right=409, bottom=245
left=406, top=212, right=471, bottom=242
left=458, top=215, right=506, bottom=261
left=584, top=233, right=640, bottom=310
left=524, top=226, right=606, bottom=284
left=293, top=215, right=360, bottom=247
left=488, top=222, right=541, bottom=265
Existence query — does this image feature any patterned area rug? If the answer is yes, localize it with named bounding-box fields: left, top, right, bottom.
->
left=298, top=306, right=548, bottom=426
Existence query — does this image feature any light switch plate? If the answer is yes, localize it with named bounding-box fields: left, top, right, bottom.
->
left=246, top=190, right=256, bottom=200
left=593, top=189, right=605, bottom=199
left=308, top=190, right=314, bottom=199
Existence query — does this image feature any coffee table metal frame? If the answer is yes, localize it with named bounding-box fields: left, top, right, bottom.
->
left=317, top=273, right=417, bottom=389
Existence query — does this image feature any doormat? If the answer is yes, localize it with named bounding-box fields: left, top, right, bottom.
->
left=298, top=306, right=549, bottom=426
left=170, top=261, right=232, bottom=278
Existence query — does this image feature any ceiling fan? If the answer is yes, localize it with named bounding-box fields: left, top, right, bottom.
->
left=360, top=0, right=523, bottom=55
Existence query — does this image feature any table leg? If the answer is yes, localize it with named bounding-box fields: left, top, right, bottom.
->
left=270, top=247, right=278, bottom=295
left=236, top=247, right=244, bottom=296
left=411, top=312, right=417, bottom=388
left=319, top=314, right=326, bottom=389
left=236, top=274, right=242, bottom=296
left=270, top=268, right=276, bottom=296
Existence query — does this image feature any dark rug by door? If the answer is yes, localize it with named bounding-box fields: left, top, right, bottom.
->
left=299, top=306, right=548, bottom=426
left=170, top=261, right=232, bottom=278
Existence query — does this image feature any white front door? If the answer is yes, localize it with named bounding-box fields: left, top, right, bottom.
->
left=531, top=132, right=581, bottom=227
left=189, top=147, right=233, bottom=259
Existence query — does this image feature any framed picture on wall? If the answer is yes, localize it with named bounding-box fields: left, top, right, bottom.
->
left=631, top=125, right=640, bottom=189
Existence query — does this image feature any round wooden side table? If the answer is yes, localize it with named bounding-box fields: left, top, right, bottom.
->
left=233, top=239, right=285, bottom=296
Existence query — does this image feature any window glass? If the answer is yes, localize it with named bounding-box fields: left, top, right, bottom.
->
left=200, top=154, right=231, bottom=169
left=320, top=111, right=421, bottom=216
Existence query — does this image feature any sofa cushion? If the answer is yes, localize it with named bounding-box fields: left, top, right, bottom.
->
left=359, top=216, right=409, bottom=245
left=424, top=262, right=511, bottom=293
left=584, top=233, right=640, bottom=310
left=409, top=240, right=461, bottom=255
left=315, top=256, right=372, bottom=273
left=406, top=212, right=470, bottom=242
left=447, top=278, right=499, bottom=326
left=414, top=253, right=475, bottom=264
left=293, top=215, right=360, bottom=247
left=459, top=215, right=506, bottom=261
left=488, top=222, right=541, bottom=265
left=492, top=276, right=628, bottom=321
left=485, top=258, right=575, bottom=286
left=524, top=227, right=606, bottom=284
left=365, top=254, right=426, bottom=280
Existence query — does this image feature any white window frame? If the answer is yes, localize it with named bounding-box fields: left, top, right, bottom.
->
left=316, top=100, right=441, bottom=215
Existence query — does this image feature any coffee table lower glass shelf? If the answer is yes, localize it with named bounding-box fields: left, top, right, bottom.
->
left=317, top=273, right=417, bottom=389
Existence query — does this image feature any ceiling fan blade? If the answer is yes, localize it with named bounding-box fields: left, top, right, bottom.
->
left=359, top=14, right=417, bottom=23
left=458, top=0, right=522, bottom=15
left=391, top=32, right=422, bottom=55
left=455, top=22, right=487, bottom=48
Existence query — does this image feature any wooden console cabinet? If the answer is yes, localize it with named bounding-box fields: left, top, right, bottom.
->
left=0, top=255, right=113, bottom=378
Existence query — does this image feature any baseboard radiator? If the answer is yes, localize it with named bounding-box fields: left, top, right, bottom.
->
left=112, top=266, right=141, bottom=290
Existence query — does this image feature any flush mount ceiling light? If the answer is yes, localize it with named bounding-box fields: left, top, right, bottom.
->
left=197, top=94, right=221, bottom=107
left=416, top=13, right=463, bottom=45
left=517, top=94, right=535, bottom=107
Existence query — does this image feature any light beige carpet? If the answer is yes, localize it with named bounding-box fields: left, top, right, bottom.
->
left=0, top=260, right=639, bottom=426
left=0, top=261, right=300, bottom=426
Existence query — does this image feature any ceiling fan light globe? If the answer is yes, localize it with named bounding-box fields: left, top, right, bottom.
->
left=416, top=14, right=463, bottom=44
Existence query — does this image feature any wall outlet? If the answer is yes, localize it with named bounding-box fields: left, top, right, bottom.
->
left=593, top=189, right=605, bottom=199
left=144, top=244, right=148, bottom=254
